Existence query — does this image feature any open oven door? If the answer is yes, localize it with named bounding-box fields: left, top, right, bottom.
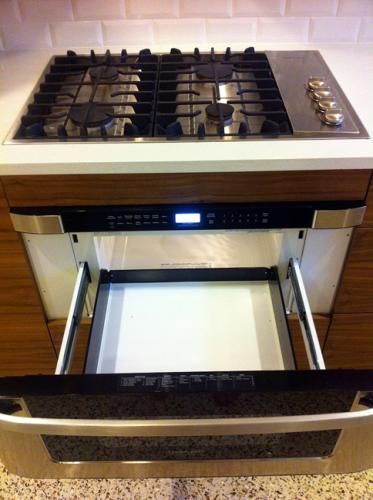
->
left=1, top=258, right=373, bottom=478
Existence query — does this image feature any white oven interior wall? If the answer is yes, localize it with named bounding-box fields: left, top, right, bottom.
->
left=0, top=0, right=372, bottom=51
left=22, top=228, right=350, bottom=373
left=22, top=228, right=351, bottom=321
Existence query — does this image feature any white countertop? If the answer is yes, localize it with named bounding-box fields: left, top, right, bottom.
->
left=0, top=43, right=372, bottom=176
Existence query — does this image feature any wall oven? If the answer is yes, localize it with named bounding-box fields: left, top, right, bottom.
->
left=1, top=200, right=373, bottom=478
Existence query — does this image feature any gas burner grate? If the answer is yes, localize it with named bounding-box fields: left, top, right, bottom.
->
left=14, top=47, right=292, bottom=141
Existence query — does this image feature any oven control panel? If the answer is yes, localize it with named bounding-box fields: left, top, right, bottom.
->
left=61, top=203, right=314, bottom=231
left=104, top=208, right=274, bottom=230
left=10, top=201, right=365, bottom=233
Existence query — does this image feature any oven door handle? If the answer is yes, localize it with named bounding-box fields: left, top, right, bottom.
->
left=288, top=257, right=326, bottom=370
left=1, top=406, right=373, bottom=437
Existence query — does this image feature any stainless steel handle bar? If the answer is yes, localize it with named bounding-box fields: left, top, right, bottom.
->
left=1, top=407, right=373, bottom=437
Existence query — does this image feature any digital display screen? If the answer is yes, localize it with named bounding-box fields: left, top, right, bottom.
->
left=175, top=213, right=201, bottom=224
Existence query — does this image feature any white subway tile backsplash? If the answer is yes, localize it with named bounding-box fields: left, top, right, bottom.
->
left=338, top=0, right=373, bottom=17
left=102, top=20, right=153, bottom=45
left=206, top=18, right=256, bottom=42
left=51, top=20, right=103, bottom=46
left=286, top=0, right=337, bottom=17
left=233, top=0, right=285, bottom=17
left=358, top=17, right=373, bottom=41
left=126, top=0, right=178, bottom=19
left=257, top=17, right=309, bottom=42
left=180, top=0, right=231, bottom=18
left=19, top=0, right=73, bottom=22
left=153, top=19, right=205, bottom=43
left=72, top=0, right=125, bottom=20
left=2, top=22, right=51, bottom=48
left=1, top=0, right=373, bottom=49
left=310, top=17, right=360, bottom=42
left=0, top=0, right=21, bottom=23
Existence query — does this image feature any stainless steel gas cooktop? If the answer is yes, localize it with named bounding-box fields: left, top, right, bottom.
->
left=10, top=47, right=369, bottom=142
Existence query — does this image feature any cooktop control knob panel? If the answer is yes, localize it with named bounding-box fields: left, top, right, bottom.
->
left=307, top=76, right=344, bottom=127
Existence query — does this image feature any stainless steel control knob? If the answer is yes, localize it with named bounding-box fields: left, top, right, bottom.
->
left=320, top=109, right=344, bottom=126
left=317, top=98, right=339, bottom=112
left=311, top=88, right=333, bottom=101
left=307, top=77, right=327, bottom=91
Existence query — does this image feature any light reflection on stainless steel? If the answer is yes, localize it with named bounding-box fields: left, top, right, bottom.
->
left=43, top=68, right=142, bottom=138
left=175, top=67, right=264, bottom=136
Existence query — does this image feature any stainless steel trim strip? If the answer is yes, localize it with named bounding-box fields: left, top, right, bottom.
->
left=312, top=206, right=366, bottom=229
left=288, top=257, right=326, bottom=370
left=55, top=262, right=90, bottom=375
left=1, top=407, right=373, bottom=437
left=10, top=213, right=64, bottom=234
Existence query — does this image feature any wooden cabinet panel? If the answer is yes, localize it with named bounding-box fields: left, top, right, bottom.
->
left=324, top=314, right=373, bottom=369
left=3, top=170, right=371, bottom=207
left=48, top=319, right=91, bottom=374
left=334, top=229, right=373, bottom=313
left=287, top=314, right=330, bottom=369
left=0, top=315, right=56, bottom=376
left=0, top=195, right=56, bottom=376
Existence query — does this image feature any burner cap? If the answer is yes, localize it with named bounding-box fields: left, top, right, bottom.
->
left=197, top=63, right=233, bottom=80
left=89, top=65, right=118, bottom=82
left=205, top=102, right=234, bottom=125
left=70, top=103, right=114, bottom=128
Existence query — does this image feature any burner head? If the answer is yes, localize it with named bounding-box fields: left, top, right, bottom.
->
left=205, top=102, right=234, bottom=125
left=70, top=103, right=114, bottom=128
left=89, top=65, right=118, bottom=82
left=197, top=63, right=233, bottom=80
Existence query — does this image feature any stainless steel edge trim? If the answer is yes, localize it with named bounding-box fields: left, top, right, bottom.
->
left=1, top=407, right=373, bottom=437
left=288, top=258, right=326, bottom=370
left=312, top=206, right=366, bottom=229
left=10, top=213, right=64, bottom=234
left=55, top=262, right=90, bottom=375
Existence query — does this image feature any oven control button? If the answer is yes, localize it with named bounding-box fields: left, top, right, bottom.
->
left=152, top=214, right=159, bottom=219
left=134, top=215, right=141, bottom=220
left=217, top=376, right=234, bottom=391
